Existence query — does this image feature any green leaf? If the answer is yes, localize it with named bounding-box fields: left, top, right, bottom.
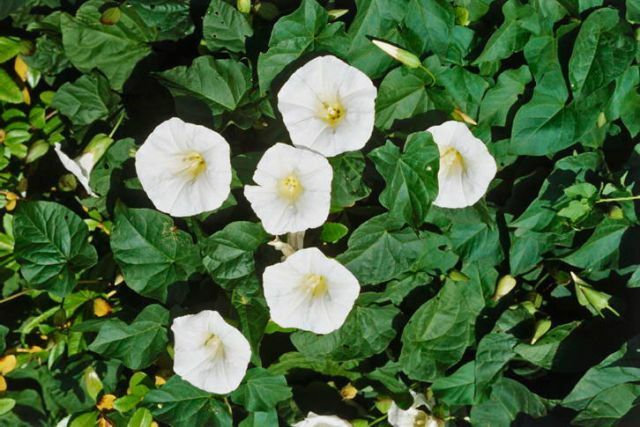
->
left=563, top=219, right=628, bottom=270
left=0, top=69, right=23, bottom=104
left=337, top=214, right=428, bottom=285
left=473, top=0, right=533, bottom=65
left=203, top=0, right=253, bottom=53
left=474, top=332, right=518, bottom=399
left=13, top=201, right=98, bottom=296
left=291, top=304, right=400, bottom=362
left=144, top=376, right=233, bottom=427
left=0, top=398, right=16, bottom=416
left=479, top=66, right=532, bottom=127
left=127, top=407, right=154, bottom=427
left=110, top=205, right=201, bottom=302
left=568, top=8, right=635, bottom=99
left=563, top=335, right=640, bottom=411
left=0, top=325, right=8, bottom=354
left=0, top=37, right=22, bottom=63
left=88, top=305, right=169, bottom=369
left=572, top=383, right=640, bottom=426
left=369, top=133, right=439, bottom=227
left=129, top=0, right=194, bottom=41
left=347, top=0, right=406, bottom=77
left=514, top=321, right=580, bottom=369
left=510, top=67, right=575, bottom=156
left=60, top=0, right=155, bottom=90
left=329, top=152, right=371, bottom=211
left=257, top=0, right=348, bottom=93
left=403, top=0, right=455, bottom=61
left=230, top=368, right=292, bottom=412
left=400, top=271, right=487, bottom=381
left=431, top=361, right=476, bottom=406
left=156, top=56, right=252, bottom=115
left=375, top=66, right=434, bottom=130
left=201, top=221, right=268, bottom=291
left=239, top=411, right=278, bottom=427
left=320, top=222, right=349, bottom=244
left=470, top=377, right=551, bottom=424
left=51, top=73, right=121, bottom=126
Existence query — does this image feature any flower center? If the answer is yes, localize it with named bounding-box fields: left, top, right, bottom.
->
left=320, top=102, right=345, bottom=128
left=440, top=147, right=464, bottom=172
left=182, top=152, right=206, bottom=180
left=278, top=174, right=303, bottom=202
left=301, top=273, right=328, bottom=298
left=204, top=333, right=225, bottom=359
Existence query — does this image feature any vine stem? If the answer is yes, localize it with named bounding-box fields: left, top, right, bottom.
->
left=368, top=414, right=388, bottom=427
left=0, top=289, right=31, bottom=305
left=109, top=109, right=126, bottom=138
left=419, top=64, right=437, bottom=86
left=595, top=195, right=640, bottom=204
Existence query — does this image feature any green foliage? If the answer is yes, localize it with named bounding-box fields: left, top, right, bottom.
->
left=2, top=0, right=640, bottom=426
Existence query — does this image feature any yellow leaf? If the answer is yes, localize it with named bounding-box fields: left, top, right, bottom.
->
left=97, top=394, right=116, bottom=411
left=14, top=56, right=28, bottom=82
left=154, top=375, right=166, bottom=386
left=0, top=375, right=6, bottom=392
left=0, top=355, right=16, bottom=375
left=21, top=86, right=30, bottom=105
left=93, top=298, right=112, bottom=317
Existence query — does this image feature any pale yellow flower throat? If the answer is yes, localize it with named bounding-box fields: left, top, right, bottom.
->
left=204, top=333, right=225, bottom=359
left=182, top=152, right=206, bottom=179
left=320, top=101, right=345, bottom=128
left=278, top=174, right=304, bottom=202
left=302, top=273, right=328, bottom=298
left=440, top=147, right=464, bottom=172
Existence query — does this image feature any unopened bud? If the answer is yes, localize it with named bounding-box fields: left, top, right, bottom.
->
left=328, top=9, right=349, bottom=20
left=84, top=133, right=114, bottom=163
left=340, top=383, right=357, bottom=400
left=492, top=275, right=516, bottom=301
left=26, top=139, right=49, bottom=163
left=452, top=107, right=477, bottom=125
left=448, top=270, right=469, bottom=282
left=530, top=318, right=551, bottom=344
left=571, top=272, right=620, bottom=317
left=93, top=298, right=112, bottom=318
left=58, top=173, right=77, bottom=192
left=237, top=0, right=251, bottom=14
left=371, top=39, right=422, bottom=68
left=100, top=7, right=121, bottom=25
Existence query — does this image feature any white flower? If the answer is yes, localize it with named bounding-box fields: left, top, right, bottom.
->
left=426, top=121, right=497, bottom=209
left=54, top=134, right=113, bottom=196
left=388, top=392, right=442, bottom=427
left=293, top=412, right=351, bottom=427
left=244, top=143, right=332, bottom=235
left=171, top=310, right=251, bottom=394
left=135, top=117, right=232, bottom=217
left=277, top=55, right=377, bottom=157
left=262, top=247, right=359, bottom=334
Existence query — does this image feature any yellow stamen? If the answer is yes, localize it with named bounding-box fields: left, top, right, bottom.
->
left=204, top=334, right=225, bottom=359
left=182, top=152, right=206, bottom=179
left=440, top=147, right=464, bottom=172
left=278, top=174, right=303, bottom=202
left=302, top=274, right=328, bottom=298
left=319, top=102, right=345, bottom=127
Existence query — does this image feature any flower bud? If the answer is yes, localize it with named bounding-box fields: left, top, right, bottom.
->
left=84, top=133, right=114, bottom=163
left=340, top=383, right=357, bottom=400
left=371, top=39, right=422, bottom=68
left=26, top=139, right=49, bottom=163
left=237, top=0, right=251, bottom=14
left=492, top=275, right=516, bottom=301
left=530, top=318, right=551, bottom=344
left=100, top=7, right=121, bottom=25
left=328, top=9, right=349, bottom=20
left=571, top=272, right=620, bottom=317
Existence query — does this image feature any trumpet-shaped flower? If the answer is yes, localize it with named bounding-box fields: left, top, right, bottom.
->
left=427, top=121, right=497, bottom=209
left=262, top=247, right=359, bottom=334
left=54, top=134, right=113, bottom=196
left=135, top=117, right=232, bottom=217
left=244, top=143, right=332, bottom=235
left=171, top=310, right=251, bottom=394
left=293, top=412, right=351, bottom=427
left=277, top=55, right=377, bottom=157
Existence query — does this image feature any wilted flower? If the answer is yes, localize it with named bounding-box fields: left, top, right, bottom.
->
left=262, top=247, right=359, bottom=334
left=54, top=134, right=113, bottom=196
left=244, top=143, right=332, bottom=235
left=135, top=117, right=232, bottom=217
left=171, top=310, right=251, bottom=394
left=427, top=121, right=497, bottom=209
left=277, top=55, right=377, bottom=157
left=293, top=412, right=351, bottom=427
left=388, top=391, right=443, bottom=427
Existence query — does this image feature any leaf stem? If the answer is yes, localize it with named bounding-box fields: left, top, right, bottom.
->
left=595, top=195, right=640, bottom=204
left=368, top=414, right=388, bottom=427
left=419, top=65, right=437, bottom=86
left=0, top=289, right=31, bottom=305
left=109, top=109, right=126, bottom=138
